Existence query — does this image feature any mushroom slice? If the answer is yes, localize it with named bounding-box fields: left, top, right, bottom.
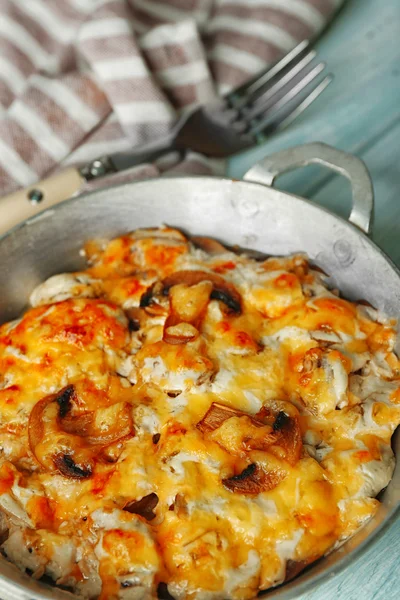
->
left=196, top=402, right=248, bottom=434
left=140, top=271, right=241, bottom=324
left=197, top=402, right=302, bottom=467
left=167, top=281, right=213, bottom=326
left=62, top=402, right=133, bottom=446
left=301, top=347, right=323, bottom=373
left=139, top=282, right=168, bottom=316
left=28, top=409, right=89, bottom=476
left=162, top=281, right=213, bottom=344
left=162, top=270, right=242, bottom=314
left=125, top=307, right=146, bottom=332
left=28, top=395, right=63, bottom=468
left=163, top=323, right=199, bottom=345
left=132, top=227, right=188, bottom=242
left=273, top=411, right=290, bottom=431
left=284, top=558, right=313, bottom=582
left=222, top=462, right=285, bottom=495
left=28, top=386, right=77, bottom=453
left=196, top=402, right=276, bottom=435
left=276, top=415, right=302, bottom=466
left=191, top=236, right=229, bottom=255
left=53, top=453, right=93, bottom=480
left=28, top=386, right=133, bottom=478
left=157, top=582, right=175, bottom=600
left=169, top=271, right=242, bottom=314
left=55, top=385, right=75, bottom=418
left=256, top=407, right=302, bottom=467
left=197, top=404, right=277, bottom=459
left=123, top=493, right=159, bottom=521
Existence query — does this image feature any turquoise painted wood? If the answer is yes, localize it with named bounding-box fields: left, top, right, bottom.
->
left=229, top=0, right=400, bottom=598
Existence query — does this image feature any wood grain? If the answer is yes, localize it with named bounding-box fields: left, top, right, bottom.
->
left=230, top=0, right=400, bottom=597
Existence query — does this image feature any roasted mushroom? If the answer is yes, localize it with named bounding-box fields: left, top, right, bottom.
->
left=141, top=270, right=242, bottom=315
left=53, top=454, right=93, bottom=480
left=139, top=270, right=242, bottom=346
left=284, top=558, right=313, bottom=582
left=191, top=236, right=229, bottom=255
left=222, top=462, right=286, bottom=495
left=197, top=401, right=302, bottom=494
left=123, top=493, right=159, bottom=521
left=196, top=402, right=248, bottom=434
left=28, top=386, right=134, bottom=479
left=163, top=322, right=200, bottom=345
left=197, top=402, right=301, bottom=464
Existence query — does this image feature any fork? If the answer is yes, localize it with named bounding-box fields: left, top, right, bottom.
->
left=1, top=41, right=332, bottom=228
left=81, top=40, right=332, bottom=177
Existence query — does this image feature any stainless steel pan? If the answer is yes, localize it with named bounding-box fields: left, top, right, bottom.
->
left=0, top=142, right=398, bottom=600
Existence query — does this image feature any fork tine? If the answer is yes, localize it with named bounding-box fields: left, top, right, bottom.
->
left=267, top=75, right=333, bottom=133
left=243, top=62, right=327, bottom=132
left=237, top=50, right=317, bottom=119
left=226, top=40, right=310, bottom=109
left=251, top=75, right=333, bottom=141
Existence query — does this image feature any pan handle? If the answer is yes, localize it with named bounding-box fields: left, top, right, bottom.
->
left=242, top=142, right=374, bottom=235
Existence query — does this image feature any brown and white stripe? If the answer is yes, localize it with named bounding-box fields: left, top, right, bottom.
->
left=141, top=20, right=217, bottom=109
left=0, top=0, right=343, bottom=195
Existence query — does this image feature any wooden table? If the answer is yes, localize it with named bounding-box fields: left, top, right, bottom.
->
left=230, top=0, right=400, bottom=597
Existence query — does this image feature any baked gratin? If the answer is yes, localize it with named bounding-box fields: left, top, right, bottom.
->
left=0, top=226, right=399, bottom=600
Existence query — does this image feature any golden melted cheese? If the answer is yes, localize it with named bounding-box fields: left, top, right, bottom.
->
left=0, top=226, right=399, bottom=600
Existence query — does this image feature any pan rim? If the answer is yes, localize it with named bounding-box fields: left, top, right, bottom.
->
left=0, top=173, right=399, bottom=599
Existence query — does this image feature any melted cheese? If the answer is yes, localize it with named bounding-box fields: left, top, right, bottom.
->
left=0, top=225, right=399, bottom=600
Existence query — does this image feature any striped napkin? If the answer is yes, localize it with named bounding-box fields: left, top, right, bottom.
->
left=0, top=0, right=343, bottom=195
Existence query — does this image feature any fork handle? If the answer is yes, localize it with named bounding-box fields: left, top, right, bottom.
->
left=0, top=167, right=84, bottom=236
left=0, top=140, right=177, bottom=236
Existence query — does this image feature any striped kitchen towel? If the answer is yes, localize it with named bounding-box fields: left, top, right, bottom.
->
left=0, top=0, right=343, bottom=195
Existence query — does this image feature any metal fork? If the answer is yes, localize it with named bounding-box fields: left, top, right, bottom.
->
left=82, top=40, right=332, bottom=178
left=1, top=41, right=332, bottom=225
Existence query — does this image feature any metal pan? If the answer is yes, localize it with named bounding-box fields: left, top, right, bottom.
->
left=0, top=142, right=398, bottom=599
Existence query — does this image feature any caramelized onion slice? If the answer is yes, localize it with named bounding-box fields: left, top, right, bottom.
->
left=123, top=492, right=159, bottom=521
left=222, top=463, right=285, bottom=495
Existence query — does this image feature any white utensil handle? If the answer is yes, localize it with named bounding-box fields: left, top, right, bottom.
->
left=0, top=167, right=84, bottom=237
